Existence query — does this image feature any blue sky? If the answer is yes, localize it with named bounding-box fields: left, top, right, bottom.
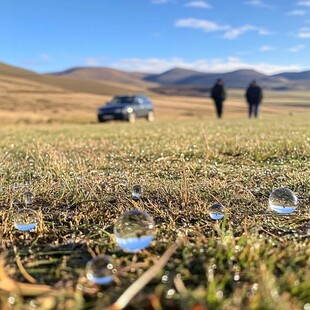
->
left=1, top=0, right=310, bottom=74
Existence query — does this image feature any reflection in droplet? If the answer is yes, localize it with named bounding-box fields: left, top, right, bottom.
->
left=24, top=191, right=34, bottom=205
left=269, top=188, right=298, bottom=214
left=14, top=208, right=38, bottom=231
left=209, top=203, right=225, bottom=220
left=132, top=184, right=143, bottom=199
left=86, top=255, right=116, bottom=285
left=114, top=210, right=156, bottom=252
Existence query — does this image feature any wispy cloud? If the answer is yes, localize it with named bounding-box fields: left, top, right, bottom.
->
left=298, top=1, right=310, bottom=7
left=175, top=18, right=271, bottom=39
left=110, top=57, right=302, bottom=75
left=151, top=0, right=173, bottom=4
left=288, top=44, right=305, bottom=52
left=245, top=0, right=274, bottom=9
left=175, top=18, right=229, bottom=32
left=185, top=1, right=212, bottom=9
left=286, top=9, right=306, bottom=16
left=85, top=58, right=101, bottom=66
left=23, top=53, right=52, bottom=67
left=223, top=25, right=271, bottom=39
left=83, top=56, right=107, bottom=66
left=259, top=45, right=275, bottom=51
left=298, top=27, right=310, bottom=38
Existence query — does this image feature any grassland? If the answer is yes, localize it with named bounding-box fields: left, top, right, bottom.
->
left=1, top=61, right=310, bottom=124
left=0, top=113, right=309, bottom=310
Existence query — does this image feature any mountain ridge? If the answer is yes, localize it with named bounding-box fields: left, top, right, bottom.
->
left=2, top=61, right=310, bottom=93
left=48, top=66, right=310, bottom=90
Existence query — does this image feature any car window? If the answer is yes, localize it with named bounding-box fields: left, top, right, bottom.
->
left=111, top=96, right=135, bottom=104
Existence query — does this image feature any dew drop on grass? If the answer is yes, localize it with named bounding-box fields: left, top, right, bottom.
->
left=14, top=208, right=38, bottom=231
left=24, top=191, right=34, bottom=205
left=209, top=203, right=225, bottom=220
left=269, top=188, right=298, bottom=214
left=13, top=199, right=20, bottom=207
left=114, top=210, right=156, bottom=252
left=86, top=255, right=116, bottom=285
left=132, top=184, right=143, bottom=199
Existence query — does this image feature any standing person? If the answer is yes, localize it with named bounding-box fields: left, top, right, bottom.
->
left=210, top=79, right=226, bottom=119
left=245, top=80, right=263, bottom=118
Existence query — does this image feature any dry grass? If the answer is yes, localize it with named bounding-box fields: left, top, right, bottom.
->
left=1, top=71, right=310, bottom=125
left=0, top=114, right=309, bottom=309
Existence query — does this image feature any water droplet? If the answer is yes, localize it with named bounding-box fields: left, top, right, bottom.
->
left=86, top=255, right=116, bottom=285
left=216, top=290, right=224, bottom=299
left=24, top=191, right=34, bottom=205
left=14, top=208, right=38, bottom=231
left=114, top=210, right=156, bottom=252
left=269, top=188, right=298, bottom=214
left=209, top=203, right=225, bottom=220
left=8, top=295, right=16, bottom=305
left=166, top=288, right=176, bottom=299
left=132, top=184, right=143, bottom=199
left=13, top=199, right=20, bottom=207
left=161, top=274, right=169, bottom=283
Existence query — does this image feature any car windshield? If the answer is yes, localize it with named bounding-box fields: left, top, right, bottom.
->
left=110, top=96, right=136, bottom=104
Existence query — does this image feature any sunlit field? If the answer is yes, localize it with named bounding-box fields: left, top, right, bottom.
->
left=0, top=70, right=310, bottom=124
left=0, top=113, right=309, bottom=309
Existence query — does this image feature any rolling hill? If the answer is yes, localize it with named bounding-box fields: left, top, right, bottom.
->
left=49, top=66, right=310, bottom=91
left=49, top=66, right=157, bottom=88
left=273, top=71, right=310, bottom=81
left=0, top=61, right=309, bottom=124
left=143, top=68, right=310, bottom=90
left=0, top=62, right=150, bottom=96
left=0, top=62, right=154, bottom=124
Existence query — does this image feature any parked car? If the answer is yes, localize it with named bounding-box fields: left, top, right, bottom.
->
left=97, top=94, right=154, bottom=123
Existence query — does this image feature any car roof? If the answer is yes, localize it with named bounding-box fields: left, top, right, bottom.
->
left=114, top=94, right=147, bottom=98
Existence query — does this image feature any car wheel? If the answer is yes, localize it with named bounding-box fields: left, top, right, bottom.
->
left=146, top=111, right=154, bottom=122
left=128, top=112, right=136, bottom=123
left=98, top=116, right=105, bottom=123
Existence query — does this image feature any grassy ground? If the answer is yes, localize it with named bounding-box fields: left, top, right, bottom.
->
left=0, top=114, right=309, bottom=310
left=1, top=69, right=310, bottom=124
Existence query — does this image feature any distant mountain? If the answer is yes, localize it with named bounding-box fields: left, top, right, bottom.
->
left=144, top=68, right=207, bottom=85
left=0, top=62, right=148, bottom=96
left=3, top=62, right=310, bottom=96
left=272, top=71, right=310, bottom=81
left=48, top=65, right=310, bottom=91
left=49, top=66, right=157, bottom=88
left=143, top=68, right=310, bottom=91
left=0, top=61, right=40, bottom=79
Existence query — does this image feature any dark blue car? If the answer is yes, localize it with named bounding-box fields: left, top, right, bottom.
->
left=97, top=94, right=154, bottom=123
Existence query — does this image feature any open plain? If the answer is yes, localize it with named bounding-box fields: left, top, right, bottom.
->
left=0, top=64, right=309, bottom=310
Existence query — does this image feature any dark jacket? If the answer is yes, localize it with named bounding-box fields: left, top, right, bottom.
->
left=246, top=85, right=263, bottom=104
left=211, top=85, right=226, bottom=102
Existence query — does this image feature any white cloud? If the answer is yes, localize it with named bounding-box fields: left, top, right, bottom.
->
left=286, top=10, right=306, bottom=16
left=288, top=44, right=305, bottom=52
left=224, top=25, right=271, bottom=39
left=185, top=1, right=212, bottom=8
left=40, top=53, right=51, bottom=61
left=245, top=0, right=274, bottom=8
left=175, top=18, right=229, bottom=32
left=151, top=0, right=173, bottom=4
left=298, top=1, right=310, bottom=6
left=85, top=58, right=101, bottom=66
left=23, top=53, right=52, bottom=67
left=223, top=25, right=255, bottom=39
left=175, top=18, right=271, bottom=39
left=260, top=45, right=275, bottom=51
left=109, top=57, right=302, bottom=75
left=298, top=27, right=310, bottom=38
